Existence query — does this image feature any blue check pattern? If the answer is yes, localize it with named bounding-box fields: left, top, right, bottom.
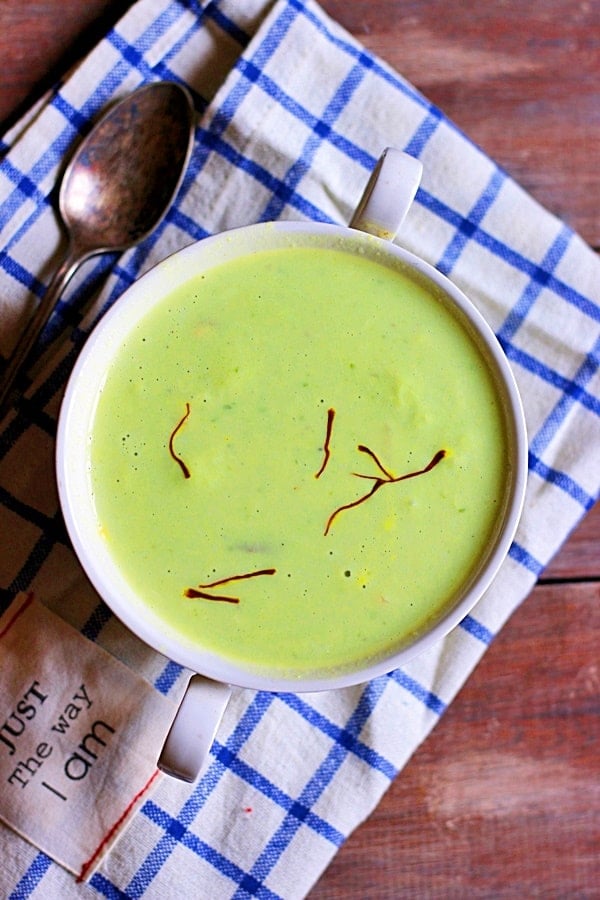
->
left=1, top=0, right=599, bottom=896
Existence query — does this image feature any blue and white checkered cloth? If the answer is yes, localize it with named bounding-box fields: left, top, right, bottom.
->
left=1, top=0, right=599, bottom=896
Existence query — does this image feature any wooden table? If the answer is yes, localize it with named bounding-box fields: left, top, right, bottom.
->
left=1, top=2, right=598, bottom=896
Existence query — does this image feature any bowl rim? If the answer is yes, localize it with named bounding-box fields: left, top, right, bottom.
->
left=56, top=220, right=528, bottom=692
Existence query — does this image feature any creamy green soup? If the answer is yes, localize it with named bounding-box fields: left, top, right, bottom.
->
left=89, top=246, right=508, bottom=679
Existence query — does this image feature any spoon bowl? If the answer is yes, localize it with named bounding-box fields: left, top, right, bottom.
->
left=61, top=82, right=194, bottom=252
left=0, top=81, right=195, bottom=418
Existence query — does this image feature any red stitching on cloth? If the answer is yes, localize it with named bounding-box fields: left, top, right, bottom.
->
left=0, top=592, right=34, bottom=639
left=77, top=768, right=161, bottom=882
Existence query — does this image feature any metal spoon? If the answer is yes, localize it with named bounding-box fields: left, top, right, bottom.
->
left=0, top=81, right=195, bottom=418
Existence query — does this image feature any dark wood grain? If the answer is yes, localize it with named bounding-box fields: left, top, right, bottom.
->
left=0, top=0, right=134, bottom=132
left=0, top=2, right=598, bottom=897
left=543, top=500, right=600, bottom=582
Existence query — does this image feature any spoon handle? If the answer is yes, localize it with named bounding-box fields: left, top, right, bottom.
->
left=0, top=243, right=88, bottom=420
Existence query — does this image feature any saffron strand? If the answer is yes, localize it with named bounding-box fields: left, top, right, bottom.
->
left=197, top=568, right=277, bottom=589
left=325, top=447, right=446, bottom=535
left=315, top=407, right=335, bottom=479
left=183, top=588, right=240, bottom=604
left=184, top=568, right=277, bottom=604
left=168, top=402, right=191, bottom=479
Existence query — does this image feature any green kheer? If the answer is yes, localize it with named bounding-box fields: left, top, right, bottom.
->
left=89, top=246, right=508, bottom=678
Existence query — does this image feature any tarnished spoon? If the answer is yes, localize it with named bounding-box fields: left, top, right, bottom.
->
left=0, top=81, right=195, bottom=418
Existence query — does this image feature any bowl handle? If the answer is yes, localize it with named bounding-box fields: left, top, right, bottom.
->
left=158, top=675, right=231, bottom=782
left=350, top=147, right=422, bottom=241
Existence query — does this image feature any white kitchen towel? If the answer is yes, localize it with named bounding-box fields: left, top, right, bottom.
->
left=0, top=1, right=598, bottom=897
